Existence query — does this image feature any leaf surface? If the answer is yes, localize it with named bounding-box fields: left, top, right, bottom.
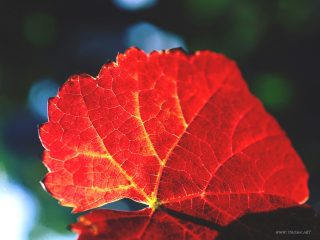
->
left=71, top=205, right=320, bottom=240
left=39, top=47, right=309, bottom=239
left=71, top=208, right=219, bottom=240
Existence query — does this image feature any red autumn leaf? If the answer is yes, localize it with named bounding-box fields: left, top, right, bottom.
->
left=71, top=208, right=219, bottom=240
left=71, top=205, right=320, bottom=240
left=39, top=47, right=309, bottom=239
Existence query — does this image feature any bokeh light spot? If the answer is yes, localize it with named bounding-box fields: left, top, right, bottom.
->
left=0, top=172, right=38, bottom=240
left=277, top=0, right=313, bottom=31
left=28, top=78, right=59, bottom=120
left=125, top=22, right=186, bottom=52
left=222, top=2, right=265, bottom=57
left=34, top=231, right=75, bottom=240
left=23, top=12, right=56, bottom=47
left=112, top=0, right=157, bottom=11
left=186, top=0, right=230, bottom=21
left=253, top=74, right=294, bottom=111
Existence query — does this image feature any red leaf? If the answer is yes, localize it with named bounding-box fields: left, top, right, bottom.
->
left=71, top=208, right=218, bottom=240
left=71, top=205, right=320, bottom=240
left=39, top=47, right=309, bottom=239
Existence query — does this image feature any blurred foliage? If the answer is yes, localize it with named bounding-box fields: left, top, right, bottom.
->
left=252, top=73, right=294, bottom=111
left=23, top=12, right=56, bottom=47
left=186, top=0, right=231, bottom=21
left=0, top=0, right=319, bottom=239
left=277, top=0, right=315, bottom=32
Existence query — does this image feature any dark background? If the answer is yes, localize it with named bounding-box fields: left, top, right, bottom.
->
left=0, top=0, right=319, bottom=239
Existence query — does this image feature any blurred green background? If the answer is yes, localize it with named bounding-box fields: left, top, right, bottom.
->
left=0, top=0, right=319, bottom=239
